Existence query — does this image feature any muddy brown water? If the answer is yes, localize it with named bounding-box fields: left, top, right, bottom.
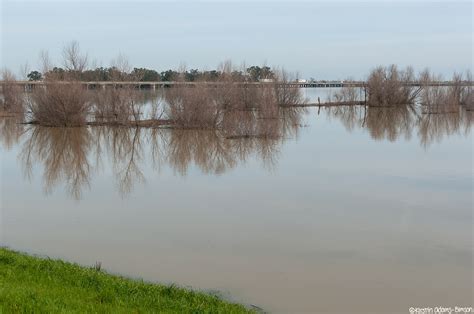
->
left=1, top=91, right=472, bottom=313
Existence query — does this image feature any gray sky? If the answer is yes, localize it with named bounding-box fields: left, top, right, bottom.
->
left=1, top=0, right=472, bottom=79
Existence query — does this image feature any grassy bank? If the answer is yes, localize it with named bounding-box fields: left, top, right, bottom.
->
left=0, top=248, right=254, bottom=313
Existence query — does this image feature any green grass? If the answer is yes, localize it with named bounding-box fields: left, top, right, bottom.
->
left=0, top=247, right=255, bottom=313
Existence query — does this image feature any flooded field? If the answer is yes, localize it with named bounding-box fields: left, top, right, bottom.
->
left=0, top=89, right=472, bottom=313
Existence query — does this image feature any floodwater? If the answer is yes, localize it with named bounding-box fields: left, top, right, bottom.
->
left=1, top=90, right=473, bottom=313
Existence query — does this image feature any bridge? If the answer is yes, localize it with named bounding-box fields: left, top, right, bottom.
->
left=9, top=80, right=359, bottom=89
left=4, top=80, right=473, bottom=91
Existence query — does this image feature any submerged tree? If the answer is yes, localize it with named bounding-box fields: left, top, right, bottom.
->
left=28, top=42, right=92, bottom=126
left=1, top=69, right=24, bottom=114
left=420, top=70, right=473, bottom=113
left=366, top=65, right=422, bottom=106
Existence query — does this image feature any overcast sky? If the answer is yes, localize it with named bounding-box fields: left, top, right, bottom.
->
left=1, top=0, right=472, bottom=79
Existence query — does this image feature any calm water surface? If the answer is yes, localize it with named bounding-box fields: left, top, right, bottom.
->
left=1, top=90, right=472, bottom=313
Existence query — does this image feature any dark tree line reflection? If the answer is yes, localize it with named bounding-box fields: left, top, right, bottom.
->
left=1, top=104, right=472, bottom=199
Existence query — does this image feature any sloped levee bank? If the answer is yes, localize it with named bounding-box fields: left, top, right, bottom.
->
left=0, top=248, right=256, bottom=313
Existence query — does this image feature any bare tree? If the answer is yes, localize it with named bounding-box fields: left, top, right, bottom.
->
left=28, top=82, right=91, bottom=126
left=92, top=86, right=145, bottom=126
left=110, top=53, right=131, bottom=81
left=1, top=69, right=24, bottom=114
left=62, top=41, right=88, bottom=74
left=461, top=70, right=473, bottom=110
left=165, top=84, right=221, bottom=129
left=26, top=44, right=92, bottom=126
left=20, top=62, right=30, bottom=81
left=273, top=68, right=305, bottom=106
left=366, top=65, right=422, bottom=106
left=420, top=70, right=471, bottom=113
left=39, top=50, right=52, bottom=75
left=329, top=78, right=362, bottom=105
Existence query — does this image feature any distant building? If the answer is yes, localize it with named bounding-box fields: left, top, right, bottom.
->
left=296, top=79, right=307, bottom=83
left=259, top=78, right=275, bottom=83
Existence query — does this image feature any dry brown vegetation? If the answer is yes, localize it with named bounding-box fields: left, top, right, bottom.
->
left=1, top=69, right=24, bottom=115
left=2, top=41, right=471, bottom=133
left=164, top=63, right=305, bottom=137
left=327, top=66, right=473, bottom=111
left=328, top=81, right=363, bottom=105
left=92, top=87, right=145, bottom=125
left=165, top=82, right=303, bottom=138
left=10, top=42, right=305, bottom=132
left=27, top=83, right=91, bottom=126
left=366, top=65, right=421, bottom=106
left=420, top=70, right=473, bottom=113
left=165, top=85, right=221, bottom=129
left=24, top=43, right=150, bottom=127
left=26, top=43, right=91, bottom=126
left=460, top=71, right=473, bottom=109
left=273, top=69, right=305, bottom=106
left=2, top=42, right=472, bottom=198
left=90, top=54, right=151, bottom=127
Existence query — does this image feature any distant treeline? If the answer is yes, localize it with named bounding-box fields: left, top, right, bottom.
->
left=26, top=65, right=276, bottom=82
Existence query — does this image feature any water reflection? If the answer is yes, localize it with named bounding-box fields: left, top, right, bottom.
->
left=94, top=127, right=146, bottom=195
left=325, top=105, right=473, bottom=147
left=0, top=117, right=23, bottom=150
left=20, top=127, right=92, bottom=199
left=13, top=112, right=298, bottom=198
left=1, top=104, right=472, bottom=199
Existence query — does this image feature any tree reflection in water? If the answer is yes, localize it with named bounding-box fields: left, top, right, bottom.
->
left=5, top=106, right=302, bottom=199
left=326, top=104, right=473, bottom=148
left=0, top=117, right=23, bottom=150
left=1, top=103, right=471, bottom=200
left=20, top=126, right=92, bottom=199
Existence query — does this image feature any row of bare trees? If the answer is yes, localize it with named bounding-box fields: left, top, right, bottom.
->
left=420, top=70, right=473, bottom=112
left=165, top=64, right=305, bottom=136
left=136, top=62, right=304, bottom=133
left=329, top=65, right=472, bottom=109
left=2, top=42, right=472, bottom=127
left=2, top=42, right=306, bottom=130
